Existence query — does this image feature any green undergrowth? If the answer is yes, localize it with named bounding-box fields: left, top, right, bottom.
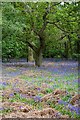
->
left=20, top=72, right=78, bottom=93
left=8, top=93, right=43, bottom=110
left=2, top=65, right=79, bottom=118
left=0, top=108, right=13, bottom=115
left=48, top=101, right=80, bottom=118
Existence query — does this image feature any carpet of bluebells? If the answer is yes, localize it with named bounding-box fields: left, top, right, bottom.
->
left=0, top=59, right=80, bottom=118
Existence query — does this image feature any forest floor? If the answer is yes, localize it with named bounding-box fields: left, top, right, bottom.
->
left=0, top=59, right=80, bottom=119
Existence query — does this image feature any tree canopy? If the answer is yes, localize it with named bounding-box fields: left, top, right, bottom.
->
left=2, top=1, right=80, bottom=66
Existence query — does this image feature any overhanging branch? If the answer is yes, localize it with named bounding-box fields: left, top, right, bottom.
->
left=39, top=4, right=51, bottom=35
left=58, top=35, right=66, bottom=41
left=47, top=21, right=69, bottom=33
left=26, top=41, right=37, bottom=52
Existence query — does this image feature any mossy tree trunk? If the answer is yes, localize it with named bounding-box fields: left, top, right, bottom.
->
left=34, top=49, right=43, bottom=67
left=64, top=42, right=68, bottom=59
left=28, top=47, right=34, bottom=62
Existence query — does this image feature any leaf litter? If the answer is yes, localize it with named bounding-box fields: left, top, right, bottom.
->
left=1, top=60, right=80, bottom=118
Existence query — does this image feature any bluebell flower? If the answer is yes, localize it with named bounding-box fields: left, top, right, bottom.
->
left=19, top=106, right=23, bottom=109
left=55, top=112, right=62, bottom=118
left=68, top=104, right=80, bottom=115
left=34, top=96, right=41, bottom=102
left=58, top=100, right=67, bottom=105
left=0, top=82, right=7, bottom=87
left=37, top=88, right=41, bottom=91
left=9, top=93, right=14, bottom=97
left=74, top=107, right=80, bottom=115
left=0, top=107, right=4, bottom=111
left=13, top=88, right=20, bottom=92
left=20, top=94, right=27, bottom=98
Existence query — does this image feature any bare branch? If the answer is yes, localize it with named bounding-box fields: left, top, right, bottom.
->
left=47, top=21, right=69, bottom=33
left=39, top=4, right=51, bottom=35
left=58, top=35, right=66, bottom=41
left=26, top=41, right=37, bottom=52
left=39, top=2, right=60, bottom=35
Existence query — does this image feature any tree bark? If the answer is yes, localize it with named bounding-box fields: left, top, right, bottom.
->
left=28, top=47, right=34, bottom=62
left=27, top=38, right=44, bottom=67
left=34, top=50, right=43, bottom=67
left=26, top=4, right=49, bottom=66
left=64, top=42, right=68, bottom=59
left=67, top=35, right=72, bottom=58
left=34, top=33, right=45, bottom=67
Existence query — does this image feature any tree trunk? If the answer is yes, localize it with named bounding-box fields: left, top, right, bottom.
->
left=26, top=45, right=28, bottom=62
left=35, top=50, right=43, bottom=67
left=28, top=47, right=34, bottom=62
left=64, top=42, right=68, bottom=59
left=67, top=35, right=72, bottom=58
left=34, top=34, right=45, bottom=67
left=34, top=49, right=43, bottom=67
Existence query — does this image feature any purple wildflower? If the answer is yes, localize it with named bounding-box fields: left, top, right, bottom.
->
left=58, top=100, right=67, bottom=105
left=55, top=112, right=62, bottom=118
left=68, top=104, right=80, bottom=115
left=3, top=82, right=7, bottom=85
left=75, top=107, right=80, bottom=115
left=9, top=93, right=14, bottom=97
left=34, top=96, right=41, bottom=102
left=19, top=106, right=22, bottom=109
left=13, top=88, right=20, bottom=92
left=20, top=94, right=27, bottom=98
left=0, top=107, right=4, bottom=111
left=37, top=88, right=41, bottom=91
left=12, top=81, right=19, bottom=88
left=0, top=82, right=7, bottom=87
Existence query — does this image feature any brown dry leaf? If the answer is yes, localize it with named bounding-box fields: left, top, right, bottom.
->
left=2, top=89, right=13, bottom=99
left=0, top=116, right=2, bottom=120
left=70, top=94, right=80, bottom=105
left=23, top=70, right=39, bottom=77
left=40, top=89, right=47, bottom=94
left=3, top=106, right=69, bottom=118
left=53, top=89, right=67, bottom=96
left=41, top=93, right=52, bottom=102
left=3, top=101, right=10, bottom=108
left=26, top=108, right=58, bottom=118
left=61, top=115, right=69, bottom=118
left=3, top=102, right=32, bottom=112
left=41, top=92, right=60, bottom=102
left=41, top=83, right=49, bottom=88
left=4, top=111, right=27, bottom=118
left=26, top=108, right=69, bottom=118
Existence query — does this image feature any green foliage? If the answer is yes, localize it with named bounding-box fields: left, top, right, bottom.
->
left=45, top=88, right=53, bottom=93
left=2, top=2, right=80, bottom=61
left=0, top=108, right=13, bottom=115
left=2, top=3, right=27, bottom=61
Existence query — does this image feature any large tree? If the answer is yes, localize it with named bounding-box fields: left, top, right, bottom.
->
left=23, top=2, right=80, bottom=65
left=13, top=2, right=62, bottom=66
left=2, top=1, right=80, bottom=65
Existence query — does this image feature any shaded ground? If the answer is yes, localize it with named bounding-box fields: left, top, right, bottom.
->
left=0, top=59, right=80, bottom=118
